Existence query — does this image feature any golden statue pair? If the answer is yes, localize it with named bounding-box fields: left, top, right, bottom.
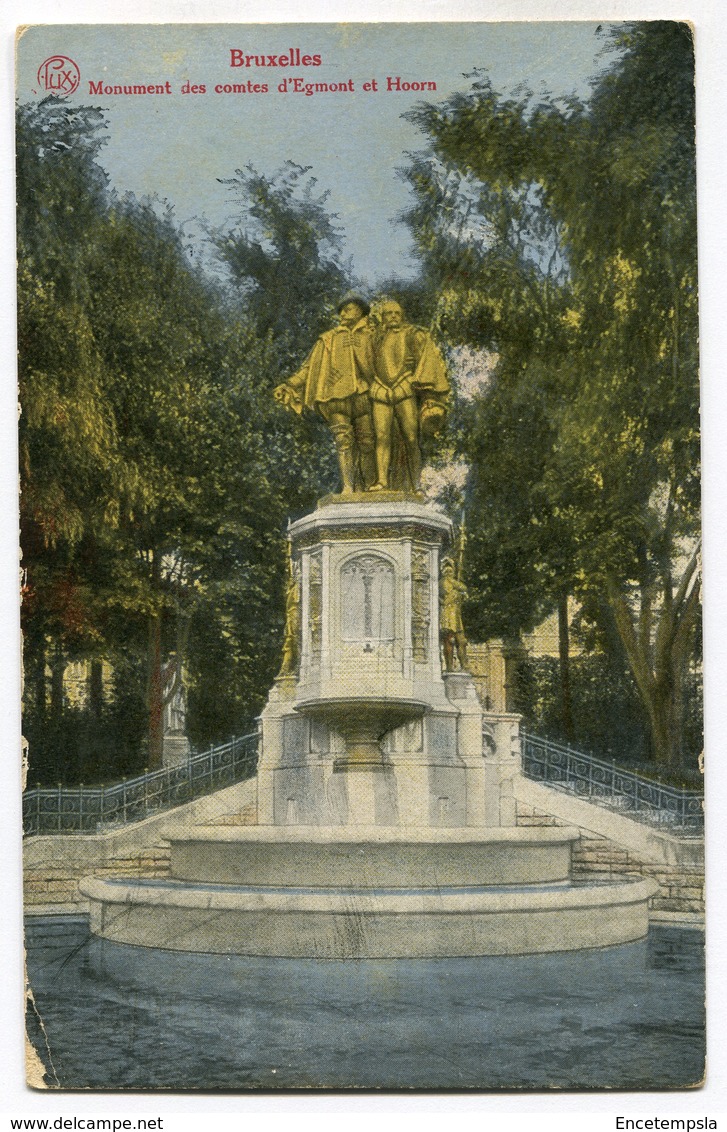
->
left=274, top=295, right=450, bottom=494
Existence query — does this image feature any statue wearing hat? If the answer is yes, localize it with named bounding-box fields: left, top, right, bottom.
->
left=274, top=294, right=376, bottom=494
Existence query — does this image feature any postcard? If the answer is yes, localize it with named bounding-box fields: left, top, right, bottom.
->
left=17, top=21, right=704, bottom=1091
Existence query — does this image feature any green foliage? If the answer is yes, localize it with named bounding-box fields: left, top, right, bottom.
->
left=18, top=101, right=345, bottom=784
left=214, top=162, right=351, bottom=372
left=24, top=652, right=148, bottom=787
left=516, top=651, right=702, bottom=785
left=515, top=653, right=651, bottom=764
left=402, top=23, right=700, bottom=767
left=16, top=98, right=110, bottom=297
left=18, top=100, right=119, bottom=558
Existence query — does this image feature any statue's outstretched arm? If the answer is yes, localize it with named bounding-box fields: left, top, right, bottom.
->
left=274, top=335, right=330, bottom=415
left=274, top=360, right=309, bottom=415
left=274, top=380, right=305, bottom=414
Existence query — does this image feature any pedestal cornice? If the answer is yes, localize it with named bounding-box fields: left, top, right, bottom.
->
left=289, top=497, right=453, bottom=546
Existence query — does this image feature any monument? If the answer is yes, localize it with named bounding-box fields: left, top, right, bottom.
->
left=82, top=299, right=656, bottom=957
left=161, top=655, right=192, bottom=767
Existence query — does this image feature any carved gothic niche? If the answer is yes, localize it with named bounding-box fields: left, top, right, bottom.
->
left=340, top=554, right=395, bottom=643
left=308, top=550, right=323, bottom=660
left=411, top=546, right=431, bottom=663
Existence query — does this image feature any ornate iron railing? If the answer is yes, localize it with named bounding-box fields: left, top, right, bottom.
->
left=23, top=731, right=259, bottom=837
left=521, top=731, right=704, bottom=836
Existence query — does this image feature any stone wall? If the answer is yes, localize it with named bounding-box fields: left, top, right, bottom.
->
left=516, top=799, right=704, bottom=921
left=24, top=843, right=172, bottom=913
left=573, top=836, right=704, bottom=918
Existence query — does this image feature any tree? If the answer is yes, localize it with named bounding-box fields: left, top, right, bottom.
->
left=215, top=162, right=352, bottom=369
left=18, top=100, right=280, bottom=776
left=399, top=88, right=583, bottom=738
left=17, top=98, right=126, bottom=741
left=401, top=22, right=700, bottom=768
left=18, top=103, right=362, bottom=782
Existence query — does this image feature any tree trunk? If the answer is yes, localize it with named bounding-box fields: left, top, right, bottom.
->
left=89, top=658, right=104, bottom=720
left=606, top=558, right=700, bottom=771
left=147, top=612, right=164, bottom=770
left=32, top=635, right=47, bottom=719
left=558, top=594, right=574, bottom=742
left=648, top=662, right=685, bottom=769
left=50, top=640, right=64, bottom=721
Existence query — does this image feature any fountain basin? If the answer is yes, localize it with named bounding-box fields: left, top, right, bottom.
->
left=167, top=825, right=579, bottom=887
left=80, top=824, right=657, bottom=958
left=295, top=697, right=430, bottom=770
left=80, top=873, right=658, bottom=958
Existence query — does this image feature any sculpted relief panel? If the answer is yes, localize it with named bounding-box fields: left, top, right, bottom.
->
left=308, top=550, right=323, bottom=662
left=411, top=546, right=431, bottom=663
left=340, top=554, right=395, bottom=644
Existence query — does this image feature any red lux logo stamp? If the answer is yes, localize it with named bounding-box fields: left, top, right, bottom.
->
left=37, top=56, right=81, bottom=95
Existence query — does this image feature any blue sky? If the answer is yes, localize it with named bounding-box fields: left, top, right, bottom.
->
left=17, top=22, right=619, bottom=284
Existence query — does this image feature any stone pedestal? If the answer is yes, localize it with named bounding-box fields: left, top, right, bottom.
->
left=162, top=734, right=191, bottom=767
left=483, top=712, right=521, bottom=826
left=257, top=496, right=515, bottom=828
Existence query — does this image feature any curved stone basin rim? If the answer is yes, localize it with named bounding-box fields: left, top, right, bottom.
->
left=79, top=875, right=659, bottom=957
